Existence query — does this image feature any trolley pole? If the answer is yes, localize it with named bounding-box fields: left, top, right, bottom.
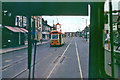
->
left=109, top=0, right=114, bottom=78
left=32, top=16, right=37, bottom=80
left=86, top=19, right=87, bottom=41
left=32, top=40, right=37, bottom=80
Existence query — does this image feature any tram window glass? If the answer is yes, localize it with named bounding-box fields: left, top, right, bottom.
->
left=49, top=34, right=51, bottom=39
left=117, top=46, right=120, bottom=51
left=62, top=34, right=63, bottom=38
left=52, top=34, right=58, bottom=40
left=104, top=0, right=120, bottom=77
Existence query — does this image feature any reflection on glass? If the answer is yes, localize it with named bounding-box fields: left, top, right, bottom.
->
left=52, top=34, right=58, bottom=40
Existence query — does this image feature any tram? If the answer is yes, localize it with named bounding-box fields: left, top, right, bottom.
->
left=3, top=2, right=120, bottom=79
left=50, top=23, right=65, bottom=46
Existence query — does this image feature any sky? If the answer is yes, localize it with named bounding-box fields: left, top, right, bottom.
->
left=42, top=0, right=120, bottom=32
left=42, top=16, right=90, bottom=32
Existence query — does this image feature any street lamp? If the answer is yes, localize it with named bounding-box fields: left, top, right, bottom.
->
left=81, top=18, right=87, bottom=41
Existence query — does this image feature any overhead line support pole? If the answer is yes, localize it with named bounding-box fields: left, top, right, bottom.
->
left=27, top=15, right=32, bottom=80
left=109, top=0, right=114, bottom=78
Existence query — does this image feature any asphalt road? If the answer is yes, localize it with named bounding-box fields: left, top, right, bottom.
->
left=2, top=37, right=89, bottom=79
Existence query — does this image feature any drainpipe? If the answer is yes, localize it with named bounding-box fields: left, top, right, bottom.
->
left=19, top=32, right=20, bottom=45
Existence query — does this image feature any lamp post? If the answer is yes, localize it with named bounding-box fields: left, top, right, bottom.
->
left=81, top=18, right=87, bottom=41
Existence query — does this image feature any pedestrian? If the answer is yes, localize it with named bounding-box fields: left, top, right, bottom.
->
left=108, top=37, right=110, bottom=50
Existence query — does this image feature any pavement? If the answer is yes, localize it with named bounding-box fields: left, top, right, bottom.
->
left=80, top=37, right=89, bottom=43
left=104, top=43, right=120, bottom=78
left=104, top=43, right=117, bottom=52
left=0, top=37, right=88, bottom=55
left=0, top=41, right=49, bottom=54
left=82, top=37, right=120, bottom=78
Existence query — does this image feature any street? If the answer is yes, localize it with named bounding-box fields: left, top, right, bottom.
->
left=2, top=37, right=89, bottom=78
left=1, top=1, right=120, bottom=79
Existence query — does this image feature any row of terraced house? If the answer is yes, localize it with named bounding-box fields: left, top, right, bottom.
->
left=1, top=14, right=54, bottom=48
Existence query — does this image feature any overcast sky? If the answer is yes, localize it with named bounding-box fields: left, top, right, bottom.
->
left=42, top=16, right=90, bottom=32
left=42, top=0, right=120, bottom=32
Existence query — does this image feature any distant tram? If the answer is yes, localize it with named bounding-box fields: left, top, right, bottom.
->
left=50, top=23, right=65, bottom=46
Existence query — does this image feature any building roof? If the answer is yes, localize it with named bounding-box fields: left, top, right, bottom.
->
left=5, top=26, right=20, bottom=32
left=15, top=27, right=25, bottom=33
left=4, top=26, right=28, bottom=33
left=50, top=30, right=62, bottom=34
left=20, top=28, right=28, bottom=33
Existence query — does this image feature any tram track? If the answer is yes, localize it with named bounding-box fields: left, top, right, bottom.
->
left=2, top=38, right=71, bottom=79
left=1, top=43, right=50, bottom=72
left=11, top=49, right=58, bottom=79
left=11, top=42, right=68, bottom=79
left=12, top=38, right=71, bottom=79
left=1, top=57, right=26, bottom=71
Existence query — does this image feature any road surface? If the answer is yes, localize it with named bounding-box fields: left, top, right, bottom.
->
left=2, top=37, right=89, bottom=79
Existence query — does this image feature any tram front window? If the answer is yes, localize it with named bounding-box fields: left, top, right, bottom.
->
left=52, top=34, right=58, bottom=40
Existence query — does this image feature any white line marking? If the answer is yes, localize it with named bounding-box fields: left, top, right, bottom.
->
left=46, top=38, right=73, bottom=79
left=75, top=40, right=83, bottom=79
